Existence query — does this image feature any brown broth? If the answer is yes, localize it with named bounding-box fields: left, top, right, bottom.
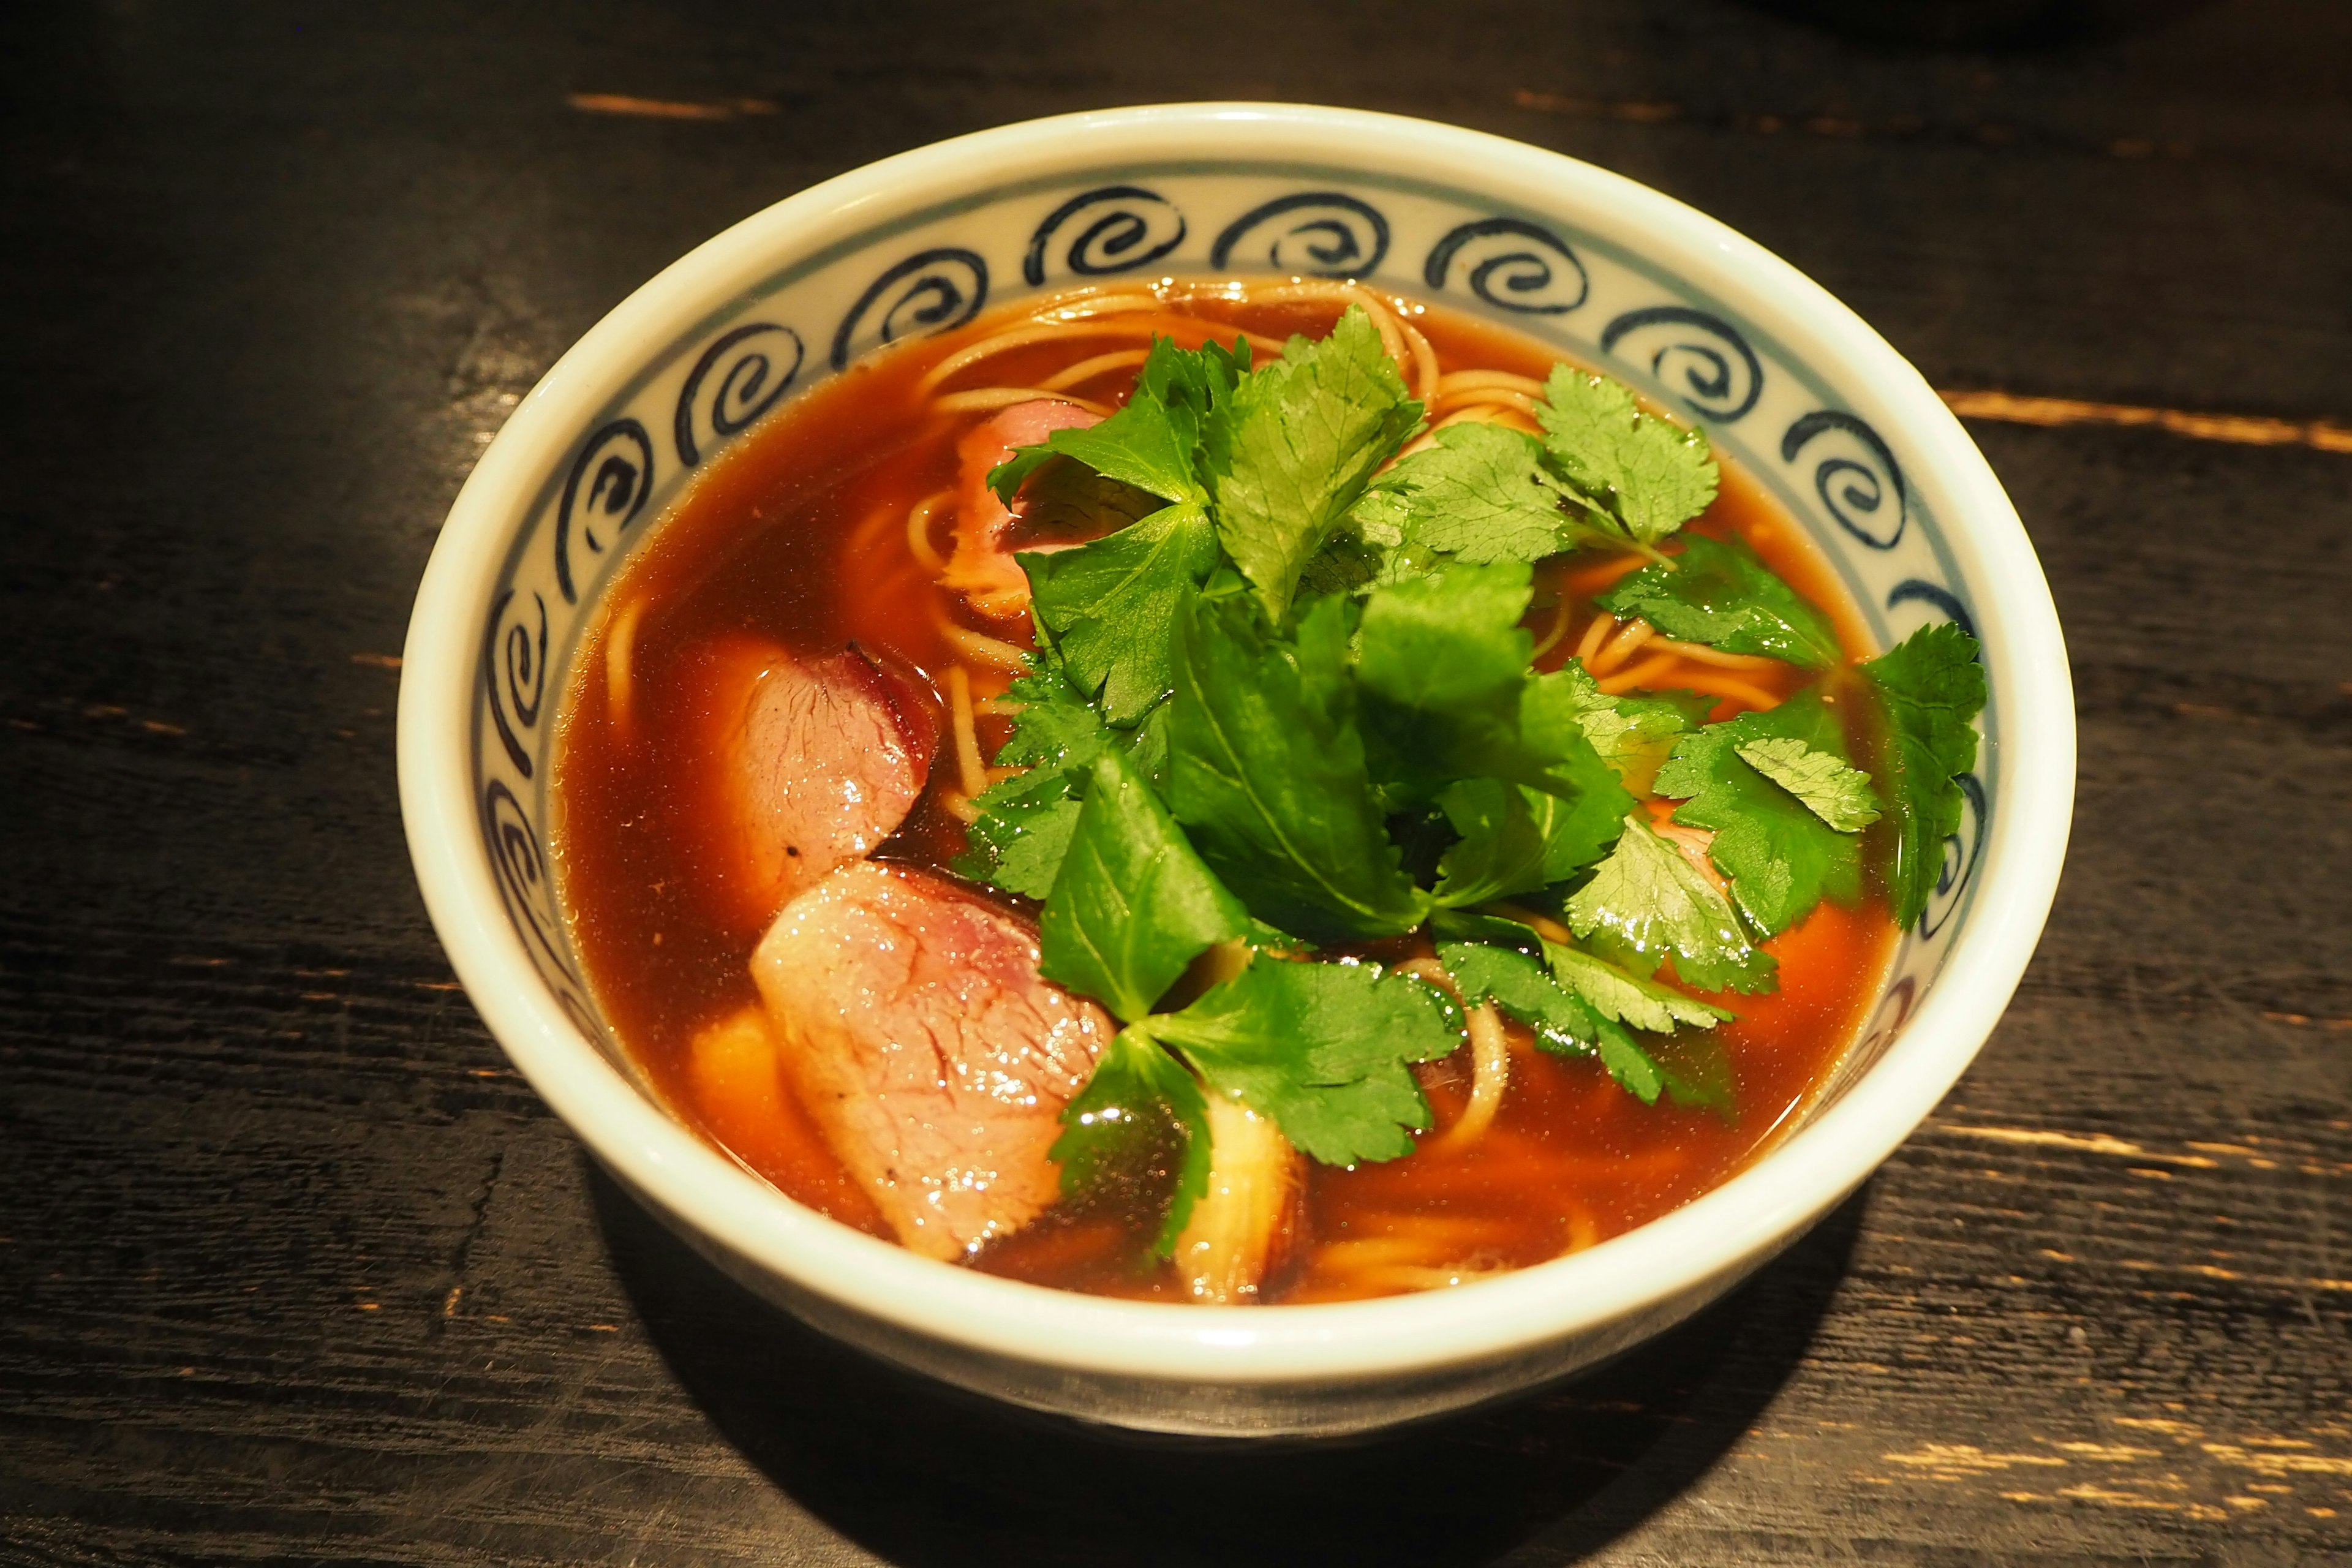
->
left=550, top=283, right=1899, bottom=1303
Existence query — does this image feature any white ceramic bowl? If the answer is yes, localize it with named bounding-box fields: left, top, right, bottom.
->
left=398, top=103, right=2074, bottom=1438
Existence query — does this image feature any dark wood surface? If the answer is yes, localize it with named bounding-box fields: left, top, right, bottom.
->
left=4, top=3, right=2348, bottom=1562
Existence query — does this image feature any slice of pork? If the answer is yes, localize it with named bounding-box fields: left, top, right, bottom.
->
left=939, top=398, right=1102, bottom=620
left=751, top=861, right=1113, bottom=1259
left=684, top=635, right=939, bottom=929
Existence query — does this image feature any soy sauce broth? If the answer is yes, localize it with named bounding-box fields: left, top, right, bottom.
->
left=551, top=282, right=1899, bottom=1303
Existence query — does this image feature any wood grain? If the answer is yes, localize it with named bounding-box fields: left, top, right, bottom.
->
left=2, top=0, right=2348, bottom=1561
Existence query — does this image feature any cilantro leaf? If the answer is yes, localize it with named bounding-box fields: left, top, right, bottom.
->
left=1373, top=422, right=1613, bottom=564
left=1537, top=366, right=1718, bottom=543
left=1050, top=1027, right=1212, bottom=1257
left=1860, top=622, right=1987, bottom=928
left=1526, top=660, right=1713, bottom=795
left=1020, top=502, right=1220, bottom=723
left=1566, top=813, right=1777, bottom=993
left=1439, top=940, right=1666, bottom=1102
left=1039, top=750, right=1253, bottom=1022
left=1146, top=956, right=1461, bottom=1165
left=1596, top=532, right=1841, bottom=671
left=1169, top=593, right=1431, bottom=943
left=1736, top=736, right=1882, bottom=831
left=1203, top=309, right=1423, bottom=621
left=1654, top=692, right=1864, bottom=938
left=1431, top=777, right=1624, bottom=907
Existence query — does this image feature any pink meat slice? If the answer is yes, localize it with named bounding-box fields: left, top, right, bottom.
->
left=685, top=636, right=939, bottom=929
left=939, top=398, right=1102, bottom=620
left=751, top=861, right=1114, bottom=1259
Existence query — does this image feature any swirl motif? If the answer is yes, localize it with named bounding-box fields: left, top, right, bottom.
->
left=1599, top=306, right=1763, bottom=420
left=674, top=323, right=803, bottom=468
left=553, top=418, right=654, bottom=604
left=1024, top=186, right=1187, bottom=285
left=1781, top=410, right=1907, bottom=549
left=1887, top=578, right=1978, bottom=644
left=482, top=589, right=548, bottom=778
left=1210, top=192, right=1390, bottom=279
left=481, top=780, right=579, bottom=986
left=829, top=247, right=989, bottom=372
left=1422, top=218, right=1589, bottom=315
left=1920, top=773, right=1988, bottom=938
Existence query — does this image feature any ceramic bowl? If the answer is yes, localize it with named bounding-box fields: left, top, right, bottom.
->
left=398, top=102, right=2074, bottom=1438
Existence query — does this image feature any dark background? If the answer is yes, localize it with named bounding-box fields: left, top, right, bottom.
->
left=4, top=2, right=2350, bottom=1562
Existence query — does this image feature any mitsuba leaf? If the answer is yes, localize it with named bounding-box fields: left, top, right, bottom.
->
left=1537, top=366, right=1719, bottom=543
left=1356, top=559, right=1534, bottom=714
left=957, top=654, right=1162, bottom=899
left=1597, top=532, right=1841, bottom=671
left=1050, top=1027, right=1212, bottom=1257
left=989, top=335, right=1240, bottom=507
left=955, top=769, right=1085, bottom=899
left=1736, top=736, right=1882, bottom=832
left=1525, top=661, right=1713, bottom=796
left=1545, top=942, right=1734, bottom=1032
left=1372, top=422, right=1614, bottom=564
left=1654, top=691, right=1864, bottom=938
left=1146, top=956, right=1462, bottom=1166
left=1202, top=309, right=1423, bottom=622
left=1431, top=777, right=1624, bottom=907
left=1020, top=502, right=1220, bottom=723
left=1860, top=622, right=1986, bottom=928
left=1566, top=813, right=1777, bottom=993
left=1039, top=748, right=1253, bottom=1022
left=1439, top=940, right=1666, bottom=1102
left=1169, top=593, right=1431, bottom=943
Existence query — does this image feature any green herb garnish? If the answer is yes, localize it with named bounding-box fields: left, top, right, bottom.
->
left=947, top=309, right=1972, bottom=1250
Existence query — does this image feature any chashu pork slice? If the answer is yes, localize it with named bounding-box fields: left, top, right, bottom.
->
left=938, top=398, right=1102, bottom=620
left=751, top=861, right=1113, bottom=1259
left=682, top=635, right=939, bottom=930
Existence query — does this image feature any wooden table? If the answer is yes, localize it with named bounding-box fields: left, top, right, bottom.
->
left=5, top=2, right=2347, bottom=1561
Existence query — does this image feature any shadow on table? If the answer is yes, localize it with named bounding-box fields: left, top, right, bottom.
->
left=592, top=1163, right=1866, bottom=1567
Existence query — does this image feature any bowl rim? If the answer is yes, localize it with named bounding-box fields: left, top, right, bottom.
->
left=398, top=100, right=2075, bottom=1384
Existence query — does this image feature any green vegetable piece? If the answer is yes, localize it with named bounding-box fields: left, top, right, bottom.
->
left=1735, top=736, right=1882, bottom=832
left=1545, top=942, right=1734, bottom=1033
left=1020, top=502, right=1221, bottom=723
left=1526, top=660, right=1713, bottom=795
left=989, top=335, right=1240, bottom=507
left=1039, top=750, right=1253, bottom=1023
left=1537, top=365, right=1719, bottom=543
left=1356, top=559, right=1534, bottom=714
left=954, top=769, right=1084, bottom=899
left=1597, top=532, right=1841, bottom=672
left=1859, top=621, right=1987, bottom=928
left=1204, top=309, right=1423, bottom=621
left=1169, top=594, right=1431, bottom=943
left=1654, top=692, right=1864, bottom=938
left=1439, top=940, right=1666, bottom=1102
left=1050, top=1027, right=1212, bottom=1257
left=1566, top=813, right=1777, bottom=993
left=1647, top=1030, right=1738, bottom=1120
left=1431, top=777, right=1624, bottom=907
left=1374, top=421, right=1610, bottom=564
left=1147, top=956, right=1461, bottom=1166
